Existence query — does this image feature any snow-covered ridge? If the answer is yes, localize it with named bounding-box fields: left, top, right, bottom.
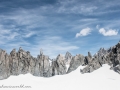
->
left=0, top=64, right=120, bottom=90
left=0, top=41, right=120, bottom=80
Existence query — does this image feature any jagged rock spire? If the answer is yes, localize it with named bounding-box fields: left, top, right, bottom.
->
left=40, top=48, right=43, bottom=55
left=88, top=52, right=92, bottom=59
left=67, top=54, right=84, bottom=73
left=65, top=51, right=72, bottom=59
left=0, top=41, right=120, bottom=80
left=65, top=51, right=72, bottom=65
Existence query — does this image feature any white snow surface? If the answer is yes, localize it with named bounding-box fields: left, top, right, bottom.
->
left=0, top=64, right=120, bottom=90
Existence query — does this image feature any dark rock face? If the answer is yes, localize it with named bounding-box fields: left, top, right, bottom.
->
left=84, top=52, right=92, bottom=65
left=81, top=42, right=120, bottom=74
left=67, top=54, right=84, bottom=73
left=81, top=49, right=108, bottom=74
left=108, top=42, right=120, bottom=73
left=81, top=56, right=102, bottom=73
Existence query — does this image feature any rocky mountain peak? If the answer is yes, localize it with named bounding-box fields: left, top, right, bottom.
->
left=65, top=51, right=72, bottom=65
left=0, top=42, right=120, bottom=80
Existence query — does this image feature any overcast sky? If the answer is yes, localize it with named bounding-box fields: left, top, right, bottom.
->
left=0, top=0, right=120, bottom=58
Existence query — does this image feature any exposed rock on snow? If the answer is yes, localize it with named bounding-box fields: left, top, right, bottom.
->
left=0, top=50, right=10, bottom=80
left=81, top=41, right=120, bottom=74
left=67, top=54, right=84, bottom=73
left=65, top=51, right=72, bottom=65
left=0, top=41, right=120, bottom=80
left=51, top=54, right=66, bottom=76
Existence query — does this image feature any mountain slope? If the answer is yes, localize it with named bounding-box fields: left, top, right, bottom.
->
left=0, top=64, right=120, bottom=90
left=0, top=42, right=120, bottom=80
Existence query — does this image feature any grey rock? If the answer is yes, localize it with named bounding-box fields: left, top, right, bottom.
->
left=94, top=48, right=108, bottom=57
left=65, top=51, right=72, bottom=65
left=29, top=57, right=36, bottom=75
left=84, top=52, right=93, bottom=65
left=52, top=54, right=66, bottom=75
left=81, top=52, right=102, bottom=74
left=10, top=49, right=19, bottom=75
left=0, top=50, right=10, bottom=80
left=0, top=41, right=120, bottom=80
left=67, top=54, right=84, bottom=73
left=51, top=61, right=58, bottom=76
left=88, top=52, right=92, bottom=59
left=40, top=48, right=43, bottom=55
left=81, top=41, right=120, bottom=74
left=33, top=53, right=52, bottom=77
left=113, top=64, right=120, bottom=74
left=81, top=57, right=102, bottom=74
left=17, top=48, right=30, bottom=74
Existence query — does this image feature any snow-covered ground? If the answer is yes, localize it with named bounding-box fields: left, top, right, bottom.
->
left=0, top=64, right=120, bottom=90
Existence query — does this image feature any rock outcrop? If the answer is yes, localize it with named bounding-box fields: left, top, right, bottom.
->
left=51, top=54, right=66, bottom=76
left=0, top=49, right=10, bottom=80
left=67, top=54, right=84, bottom=73
left=0, top=41, right=120, bottom=80
left=0, top=48, right=67, bottom=80
left=65, top=51, right=72, bottom=65
left=81, top=42, right=120, bottom=74
left=108, top=42, right=120, bottom=72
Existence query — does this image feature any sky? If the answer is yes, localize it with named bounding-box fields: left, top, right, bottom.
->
left=0, top=0, right=120, bottom=59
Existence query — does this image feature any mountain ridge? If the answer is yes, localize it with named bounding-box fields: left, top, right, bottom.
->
left=0, top=41, right=120, bottom=80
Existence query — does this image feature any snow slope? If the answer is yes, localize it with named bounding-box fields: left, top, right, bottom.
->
left=0, top=64, right=120, bottom=90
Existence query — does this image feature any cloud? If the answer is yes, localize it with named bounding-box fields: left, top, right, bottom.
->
left=57, top=1, right=97, bottom=14
left=9, top=32, right=19, bottom=39
left=0, top=25, right=19, bottom=40
left=99, top=28, right=118, bottom=36
left=80, top=6, right=97, bottom=14
left=76, top=27, right=91, bottom=37
left=0, top=25, right=11, bottom=34
left=0, top=0, right=120, bottom=60
left=24, top=32, right=35, bottom=38
left=0, top=6, right=81, bottom=58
